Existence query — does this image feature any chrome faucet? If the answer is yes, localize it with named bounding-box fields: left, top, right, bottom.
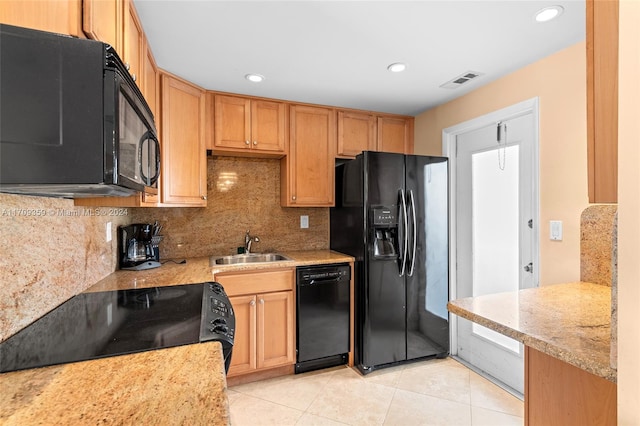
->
left=244, top=230, right=260, bottom=254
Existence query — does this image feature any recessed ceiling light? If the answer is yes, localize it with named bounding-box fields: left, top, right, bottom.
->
left=387, top=62, right=407, bottom=73
left=535, top=5, right=564, bottom=23
left=245, top=73, right=265, bottom=83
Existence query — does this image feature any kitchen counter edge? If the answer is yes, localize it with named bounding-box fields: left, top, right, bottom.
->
left=447, top=282, right=616, bottom=383
left=86, top=250, right=355, bottom=293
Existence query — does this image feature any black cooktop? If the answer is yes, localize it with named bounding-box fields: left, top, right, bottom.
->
left=0, top=283, right=234, bottom=373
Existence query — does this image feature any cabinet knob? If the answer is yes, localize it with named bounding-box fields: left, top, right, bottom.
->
left=201, top=195, right=207, bottom=200
left=132, top=74, right=137, bottom=82
left=125, top=62, right=131, bottom=71
left=253, top=141, right=258, bottom=146
left=292, top=196, right=296, bottom=201
left=259, top=299, right=264, bottom=305
left=250, top=300, right=255, bottom=306
left=245, top=140, right=250, bottom=145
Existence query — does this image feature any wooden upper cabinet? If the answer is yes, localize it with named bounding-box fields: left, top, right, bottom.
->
left=82, top=0, right=121, bottom=52
left=0, top=0, right=81, bottom=36
left=123, top=0, right=144, bottom=89
left=213, top=95, right=287, bottom=156
left=587, top=0, right=618, bottom=203
left=214, top=95, right=251, bottom=150
left=282, top=105, right=336, bottom=207
left=143, top=42, right=159, bottom=120
left=252, top=100, right=287, bottom=153
left=337, top=110, right=377, bottom=158
left=161, top=73, right=207, bottom=206
left=377, top=116, right=414, bottom=154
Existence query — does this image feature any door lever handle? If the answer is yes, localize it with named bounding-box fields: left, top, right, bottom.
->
left=524, top=262, right=533, bottom=273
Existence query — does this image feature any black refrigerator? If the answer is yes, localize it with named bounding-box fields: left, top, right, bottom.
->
left=331, top=151, right=449, bottom=374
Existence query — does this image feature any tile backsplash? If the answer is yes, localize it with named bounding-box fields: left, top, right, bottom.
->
left=1, top=156, right=330, bottom=341
left=132, top=156, right=330, bottom=260
left=0, top=194, right=130, bottom=342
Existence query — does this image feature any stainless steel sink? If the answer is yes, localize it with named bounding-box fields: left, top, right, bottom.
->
left=210, top=253, right=293, bottom=265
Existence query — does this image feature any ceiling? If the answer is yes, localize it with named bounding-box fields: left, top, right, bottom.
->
left=133, top=0, right=585, bottom=116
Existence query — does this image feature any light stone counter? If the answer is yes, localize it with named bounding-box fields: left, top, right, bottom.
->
left=0, top=341, right=229, bottom=425
left=86, top=250, right=354, bottom=292
left=447, top=282, right=616, bottom=382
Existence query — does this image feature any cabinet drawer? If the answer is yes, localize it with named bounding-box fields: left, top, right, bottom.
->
left=215, top=268, right=294, bottom=296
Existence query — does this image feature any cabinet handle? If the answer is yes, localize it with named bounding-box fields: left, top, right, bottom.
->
left=201, top=195, right=207, bottom=200
left=125, top=62, right=130, bottom=71
left=245, top=140, right=250, bottom=145
left=253, top=141, right=258, bottom=146
left=292, top=196, right=296, bottom=201
left=259, top=298, right=264, bottom=305
left=250, top=300, right=255, bottom=306
left=132, top=74, right=137, bottom=82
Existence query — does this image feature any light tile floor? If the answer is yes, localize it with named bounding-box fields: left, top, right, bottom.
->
left=228, top=357, right=524, bottom=426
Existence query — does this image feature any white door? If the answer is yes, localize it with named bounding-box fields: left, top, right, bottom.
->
left=449, top=102, right=538, bottom=395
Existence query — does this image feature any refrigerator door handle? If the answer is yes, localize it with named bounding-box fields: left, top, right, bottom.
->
left=408, top=189, right=417, bottom=277
left=399, top=189, right=409, bottom=277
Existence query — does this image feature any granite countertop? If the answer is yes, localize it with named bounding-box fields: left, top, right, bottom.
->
left=86, top=249, right=354, bottom=292
left=447, top=282, right=616, bottom=382
left=0, top=341, right=230, bottom=425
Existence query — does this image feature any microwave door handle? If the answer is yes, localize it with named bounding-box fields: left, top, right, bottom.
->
left=150, top=134, right=160, bottom=185
left=139, top=133, right=148, bottom=185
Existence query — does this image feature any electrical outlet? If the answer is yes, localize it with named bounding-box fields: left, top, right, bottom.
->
left=300, top=215, right=309, bottom=229
left=106, top=222, right=112, bottom=242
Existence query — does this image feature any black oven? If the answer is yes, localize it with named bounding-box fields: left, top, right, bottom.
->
left=0, top=282, right=235, bottom=374
left=0, top=24, right=160, bottom=198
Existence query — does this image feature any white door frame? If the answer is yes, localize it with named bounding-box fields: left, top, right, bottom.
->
left=443, top=97, right=540, bottom=357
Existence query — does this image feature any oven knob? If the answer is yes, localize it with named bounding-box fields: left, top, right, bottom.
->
left=212, top=324, right=229, bottom=334
left=211, top=318, right=227, bottom=326
left=209, top=282, right=224, bottom=294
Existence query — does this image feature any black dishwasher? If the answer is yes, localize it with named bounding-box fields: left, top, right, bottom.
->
left=296, top=264, right=350, bottom=374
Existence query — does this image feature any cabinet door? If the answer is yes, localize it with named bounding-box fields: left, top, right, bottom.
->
left=587, top=0, right=618, bottom=203
left=0, top=1, right=81, bottom=36
left=377, top=116, right=414, bottom=154
left=82, top=0, right=121, bottom=52
left=143, top=42, right=159, bottom=120
left=257, top=291, right=294, bottom=369
left=123, top=0, right=144, bottom=88
left=337, top=110, right=377, bottom=158
left=251, top=100, right=287, bottom=153
left=228, top=295, right=257, bottom=376
left=283, top=105, right=336, bottom=206
left=214, top=95, right=252, bottom=150
left=161, top=74, right=207, bottom=206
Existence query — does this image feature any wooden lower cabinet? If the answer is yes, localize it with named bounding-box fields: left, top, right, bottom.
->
left=215, top=269, right=295, bottom=378
left=525, top=346, right=616, bottom=426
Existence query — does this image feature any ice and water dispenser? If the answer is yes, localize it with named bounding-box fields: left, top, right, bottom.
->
left=370, top=206, right=398, bottom=259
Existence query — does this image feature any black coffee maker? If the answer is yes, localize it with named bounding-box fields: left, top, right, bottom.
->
left=118, top=223, right=161, bottom=270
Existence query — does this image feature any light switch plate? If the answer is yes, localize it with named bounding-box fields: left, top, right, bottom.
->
left=300, top=215, right=309, bottom=229
left=106, top=222, right=112, bottom=242
left=550, top=220, right=562, bottom=241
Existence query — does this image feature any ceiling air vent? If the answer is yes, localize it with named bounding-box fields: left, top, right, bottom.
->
left=440, top=71, right=484, bottom=89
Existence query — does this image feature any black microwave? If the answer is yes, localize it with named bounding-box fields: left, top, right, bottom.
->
left=0, top=24, right=160, bottom=198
